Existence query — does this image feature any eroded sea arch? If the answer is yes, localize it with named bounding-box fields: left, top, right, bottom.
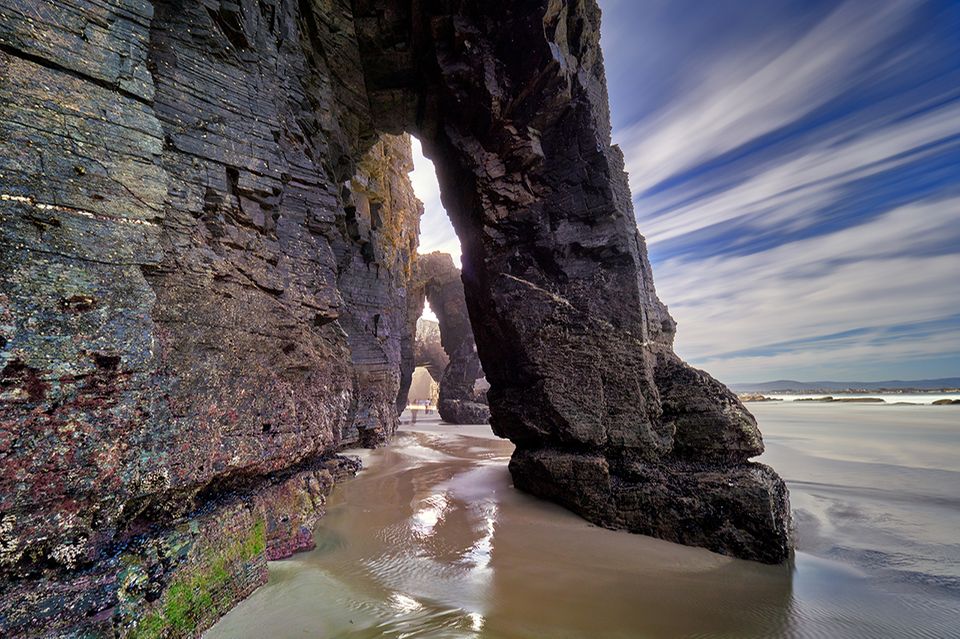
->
left=352, top=0, right=790, bottom=563
left=0, top=0, right=789, bottom=635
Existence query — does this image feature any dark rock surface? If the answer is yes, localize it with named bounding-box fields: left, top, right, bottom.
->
left=399, top=252, right=490, bottom=424
left=1, top=0, right=415, bottom=634
left=1, top=0, right=790, bottom=635
left=336, top=137, right=422, bottom=445
left=510, top=450, right=792, bottom=565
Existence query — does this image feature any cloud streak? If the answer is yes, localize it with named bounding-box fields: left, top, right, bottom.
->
left=618, top=0, right=923, bottom=197
left=638, top=100, right=960, bottom=246
left=603, top=0, right=960, bottom=382
left=654, top=198, right=960, bottom=379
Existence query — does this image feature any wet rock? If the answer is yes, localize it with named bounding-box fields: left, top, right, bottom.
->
left=738, top=393, right=783, bottom=402
left=0, top=0, right=415, bottom=633
left=258, top=456, right=362, bottom=561
left=510, top=448, right=792, bottom=564
left=438, top=399, right=492, bottom=426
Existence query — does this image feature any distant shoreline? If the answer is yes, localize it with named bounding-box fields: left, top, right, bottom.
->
left=739, top=388, right=960, bottom=394
left=730, top=378, right=960, bottom=394
left=738, top=392, right=960, bottom=405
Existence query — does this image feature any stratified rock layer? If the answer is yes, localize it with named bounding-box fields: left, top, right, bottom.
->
left=1, top=0, right=790, bottom=636
left=1, top=1, right=417, bottom=634
left=338, top=137, right=423, bottom=445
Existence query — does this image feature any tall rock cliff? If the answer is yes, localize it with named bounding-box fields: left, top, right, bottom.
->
left=338, top=136, right=422, bottom=445
left=1, top=0, right=790, bottom=636
left=0, top=1, right=419, bottom=635
left=354, top=0, right=790, bottom=564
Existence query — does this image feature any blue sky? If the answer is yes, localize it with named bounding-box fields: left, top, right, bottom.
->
left=411, top=0, right=960, bottom=384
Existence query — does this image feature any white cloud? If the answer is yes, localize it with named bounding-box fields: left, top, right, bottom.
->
left=617, top=0, right=922, bottom=197
left=602, top=0, right=960, bottom=381
left=409, top=137, right=462, bottom=265
left=637, top=99, right=960, bottom=244
left=654, top=198, right=960, bottom=381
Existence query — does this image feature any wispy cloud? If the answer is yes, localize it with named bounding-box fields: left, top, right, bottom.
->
left=618, top=0, right=923, bottom=196
left=638, top=99, right=960, bottom=245
left=604, top=0, right=960, bottom=381
left=654, top=197, right=960, bottom=380
left=410, top=137, right=462, bottom=265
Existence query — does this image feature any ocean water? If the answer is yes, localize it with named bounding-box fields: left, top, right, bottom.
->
left=206, top=404, right=960, bottom=639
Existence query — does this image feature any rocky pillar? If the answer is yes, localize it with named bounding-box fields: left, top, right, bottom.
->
left=357, top=0, right=791, bottom=562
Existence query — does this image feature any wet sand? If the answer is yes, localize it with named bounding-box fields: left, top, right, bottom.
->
left=207, top=405, right=960, bottom=638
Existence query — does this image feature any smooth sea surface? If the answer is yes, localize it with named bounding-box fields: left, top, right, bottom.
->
left=207, top=402, right=960, bottom=638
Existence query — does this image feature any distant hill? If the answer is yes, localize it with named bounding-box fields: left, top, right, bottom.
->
left=730, top=378, right=960, bottom=393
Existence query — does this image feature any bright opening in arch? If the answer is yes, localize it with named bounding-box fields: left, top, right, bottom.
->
left=409, top=137, right=461, bottom=268
left=421, top=300, right=438, bottom=323
left=409, top=136, right=460, bottom=327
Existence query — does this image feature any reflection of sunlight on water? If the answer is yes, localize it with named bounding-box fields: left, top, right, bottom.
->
left=388, top=592, right=423, bottom=613
left=411, top=493, right=449, bottom=539
left=462, top=499, right=497, bottom=572
left=468, top=611, right=484, bottom=631
left=208, top=412, right=960, bottom=639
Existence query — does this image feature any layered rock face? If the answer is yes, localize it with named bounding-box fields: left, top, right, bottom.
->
left=338, top=137, right=422, bottom=444
left=0, top=1, right=418, bottom=635
left=400, top=252, right=490, bottom=424
left=1, top=0, right=789, bottom=636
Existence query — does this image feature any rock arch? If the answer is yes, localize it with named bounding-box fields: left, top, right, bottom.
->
left=411, top=317, right=449, bottom=386
left=353, top=0, right=790, bottom=563
left=399, top=251, right=490, bottom=424
left=0, top=0, right=788, bottom=635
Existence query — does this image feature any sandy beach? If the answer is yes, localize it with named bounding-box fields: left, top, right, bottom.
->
left=207, top=403, right=959, bottom=638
